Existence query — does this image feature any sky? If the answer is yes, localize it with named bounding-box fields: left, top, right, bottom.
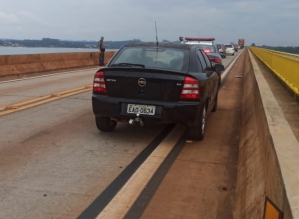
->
left=0, top=0, right=298, bottom=47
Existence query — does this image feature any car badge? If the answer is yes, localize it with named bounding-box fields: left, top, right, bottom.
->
left=138, top=78, right=146, bottom=87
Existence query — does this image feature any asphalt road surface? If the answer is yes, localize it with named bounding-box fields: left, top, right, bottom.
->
left=0, top=50, right=243, bottom=219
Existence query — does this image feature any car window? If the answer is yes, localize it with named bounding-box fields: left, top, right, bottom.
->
left=196, top=50, right=205, bottom=72
left=201, top=50, right=212, bottom=69
left=196, top=45, right=216, bottom=53
left=225, top=45, right=233, bottom=48
left=109, top=46, right=189, bottom=72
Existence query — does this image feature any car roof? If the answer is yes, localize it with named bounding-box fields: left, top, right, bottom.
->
left=124, top=42, right=192, bottom=49
left=185, top=41, right=213, bottom=45
left=185, top=37, right=215, bottom=46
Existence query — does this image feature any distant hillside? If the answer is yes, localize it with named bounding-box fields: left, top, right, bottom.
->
left=260, top=45, right=299, bottom=54
left=0, top=38, right=142, bottom=49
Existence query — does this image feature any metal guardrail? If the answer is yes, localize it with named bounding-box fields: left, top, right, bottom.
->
left=249, top=46, right=299, bottom=95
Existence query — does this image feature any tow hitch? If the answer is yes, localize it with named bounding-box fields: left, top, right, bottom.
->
left=128, top=114, right=145, bottom=126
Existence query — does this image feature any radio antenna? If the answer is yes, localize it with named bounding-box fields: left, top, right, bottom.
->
left=155, top=21, right=158, bottom=46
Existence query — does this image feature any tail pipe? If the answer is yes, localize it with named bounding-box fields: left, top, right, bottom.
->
left=128, top=114, right=144, bottom=126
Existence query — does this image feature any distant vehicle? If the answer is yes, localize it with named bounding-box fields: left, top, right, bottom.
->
left=233, top=44, right=238, bottom=52
left=216, top=44, right=226, bottom=58
left=238, top=39, right=245, bottom=49
left=225, top=44, right=235, bottom=56
left=92, top=42, right=224, bottom=140
left=185, top=37, right=223, bottom=65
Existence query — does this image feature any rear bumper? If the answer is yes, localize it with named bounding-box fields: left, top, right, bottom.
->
left=219, top=51, right=226, bottom=57
left=92, top=94, right=202, bottom=126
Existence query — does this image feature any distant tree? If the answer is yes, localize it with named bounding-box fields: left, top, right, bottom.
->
left=260, top=45, right=299, bottom=54
left=251, top=43, right=256, bottom=46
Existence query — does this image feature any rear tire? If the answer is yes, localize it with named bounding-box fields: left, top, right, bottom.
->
left=95, top=116, right=117, bottom=132
left=187, top=106, right=206, bottom=141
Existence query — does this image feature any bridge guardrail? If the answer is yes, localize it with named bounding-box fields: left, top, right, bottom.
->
left=248, top=46, right=299, bottom=96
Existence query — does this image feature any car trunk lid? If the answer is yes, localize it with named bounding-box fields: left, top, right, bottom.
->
left=103, top=68, right=186, bottom=101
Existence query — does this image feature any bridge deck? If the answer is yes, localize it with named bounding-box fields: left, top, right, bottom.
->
left=0, top=48, right=299, bottom=219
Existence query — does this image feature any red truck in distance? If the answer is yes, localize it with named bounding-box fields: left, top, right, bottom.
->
left=238, top=39, right=245, bottom=49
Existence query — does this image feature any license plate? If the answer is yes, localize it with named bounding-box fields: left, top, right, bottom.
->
left=127, top=104, right=156, bottom=115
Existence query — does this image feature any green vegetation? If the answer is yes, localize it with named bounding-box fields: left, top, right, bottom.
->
left=260, top=45, right=299, bottom=54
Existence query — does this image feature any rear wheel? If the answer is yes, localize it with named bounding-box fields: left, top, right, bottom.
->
left=95, top=116, right=117, bottom=132
left=187, top=106, right=206, bottom=141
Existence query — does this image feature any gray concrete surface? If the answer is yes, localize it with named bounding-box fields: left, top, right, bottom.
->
left=233, top=49, right=299, bottom=219
left=0, top=52, right=239, bottom=218
left=0, top=68, right=98, bottom=107
left=0, top=91, right=166, bottom=218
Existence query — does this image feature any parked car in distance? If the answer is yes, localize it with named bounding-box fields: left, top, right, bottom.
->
left=216, top=44, right=226, bottom=58
left=233, top=44, right=238, bottom=52
left=185, top=37, right=223, bottom=65
left=92, top=42, right=224, bottom=140
left=225, top=44, right=235, bottom=56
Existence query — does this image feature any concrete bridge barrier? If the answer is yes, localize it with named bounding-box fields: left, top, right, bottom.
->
left=0, top=51, right=116, bottom=77
left=234, top=50, right=299, bottom=219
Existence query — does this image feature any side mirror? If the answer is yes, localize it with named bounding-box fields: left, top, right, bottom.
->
left=214, top=64, right=225, bottom=72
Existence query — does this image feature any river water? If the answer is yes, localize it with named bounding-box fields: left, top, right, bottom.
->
left=0, top=47, right=118, bottom=55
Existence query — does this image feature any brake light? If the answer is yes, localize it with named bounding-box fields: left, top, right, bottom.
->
left=209, top=57, right=221, bottom=63
left=180, top=77, right=200, bottom=99
left=93, top=71, right=107, bottom=93
left=204, top=49, right=211, bottom=53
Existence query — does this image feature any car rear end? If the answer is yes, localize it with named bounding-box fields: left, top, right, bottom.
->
left=233, top=44, right=238, bottom=52
left=199, top=45, right=222, bottom=65
left=217, top=44, right=226, bottom=58
left=225, top=44, right=235, bottom=55
left=92, top=44, right=204, bottom=127
left=185, top=38, right=222, bottom=64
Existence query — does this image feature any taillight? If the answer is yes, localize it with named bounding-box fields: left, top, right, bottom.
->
left=93, top=71, right=107, bottom=93
left=209, top=57, right=221, bottom=63
left=180, top=77, right=201, bottom=99
left=204, top=49, right=211, bottom=53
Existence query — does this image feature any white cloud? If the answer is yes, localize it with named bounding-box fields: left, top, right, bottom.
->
left=0, top=12, right=19, bottom=24
left=18, top=11, right=54, bottom=27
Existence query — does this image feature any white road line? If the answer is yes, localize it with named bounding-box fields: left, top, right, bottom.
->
left=221, top=50, right=244, bottom=80
left=96, top=125, right=186, bottom=219
left=0, top=67, right=100, bottom=84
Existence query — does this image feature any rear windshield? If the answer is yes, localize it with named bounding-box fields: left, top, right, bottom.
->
left=225, top=45, right=233, bottom=48
left=196, top=45, right=216, bottom=53
left=109, top=46, right=189, bottom=72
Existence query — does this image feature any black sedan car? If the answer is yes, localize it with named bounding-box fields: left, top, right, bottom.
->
left=92, top=42, right=224, bottom=140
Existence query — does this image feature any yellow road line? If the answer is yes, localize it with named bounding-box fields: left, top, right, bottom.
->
left=96, top=125, right=186, bottom=219
left=0, top=85, right=92, bottom=116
